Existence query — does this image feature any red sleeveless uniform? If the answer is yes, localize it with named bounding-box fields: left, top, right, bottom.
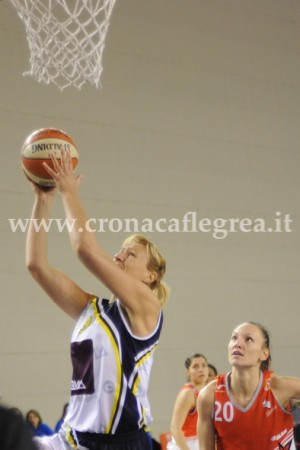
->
left=213, top=371, right=295, bottom=450
left=180, top=383, right=199, bottom=437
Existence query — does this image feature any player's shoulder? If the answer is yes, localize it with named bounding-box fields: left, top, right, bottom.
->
left=199, top=379, right=217, bottom=401
left=268, top=371, right=287, bottom=387
left=197, top=380, right=216, bottom=416
left=269, top=372, right=297, bottom=389
left=177, top=383, right=197, bottom=402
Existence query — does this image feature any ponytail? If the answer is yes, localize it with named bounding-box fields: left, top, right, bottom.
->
left=152, top=280, right=170, bottom=307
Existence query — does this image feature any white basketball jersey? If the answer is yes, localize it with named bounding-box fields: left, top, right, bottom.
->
left=63, top=297, right=163, bottom=436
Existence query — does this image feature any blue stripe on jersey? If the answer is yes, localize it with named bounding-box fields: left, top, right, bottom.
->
left=92, top=298, right=124, bottom=433
left=98, top=298, right=163, bottom=433
left=65, top=297, right=163, bottom=435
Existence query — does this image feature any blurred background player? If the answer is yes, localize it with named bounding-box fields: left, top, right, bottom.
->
left=168, top=353, right=209, bottom=450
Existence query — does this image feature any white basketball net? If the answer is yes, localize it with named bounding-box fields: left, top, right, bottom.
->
left=9, top=0, right=117, bottom=90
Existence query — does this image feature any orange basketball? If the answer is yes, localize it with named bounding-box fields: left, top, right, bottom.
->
left=21, top=127, right=79, bottom=187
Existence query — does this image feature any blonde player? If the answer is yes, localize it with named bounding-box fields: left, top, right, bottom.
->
left=26, top=149, right=169, bottom=450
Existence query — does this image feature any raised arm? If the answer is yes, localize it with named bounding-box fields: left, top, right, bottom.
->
left=26, top=185, right=91, bottom=319
left=43, top=150, right=160, bottom=332
left=197, top=382, right=216, bottom=450
left=169, top=388, right=196, bottom=450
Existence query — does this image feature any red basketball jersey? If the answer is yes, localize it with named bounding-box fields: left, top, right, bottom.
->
left=180, top=383, right=199, bottom=437
left=213, top=371, right=295, bottom=450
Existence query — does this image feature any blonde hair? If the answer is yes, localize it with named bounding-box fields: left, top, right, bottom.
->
left=122, top=234, right=170, bottom=307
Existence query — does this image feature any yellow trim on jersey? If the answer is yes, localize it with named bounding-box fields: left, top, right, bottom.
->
left=131, top=343, right=158, bottom=394
left=130, top=344, right=158, bottom=427
left=92, top=298, right=122, bottom=433
left=65, top=426, right=78, bottom=450
left=78, top=315, right=92, bottom=334
left=136, top=343, right=158, bottom=365
left=131, top=372, right=141, bottom=395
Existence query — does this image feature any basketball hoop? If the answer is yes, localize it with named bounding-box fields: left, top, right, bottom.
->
left=9, top=0, right=117, bottom=90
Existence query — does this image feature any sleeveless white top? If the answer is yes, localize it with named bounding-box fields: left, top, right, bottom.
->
left=63, top=297, right=163, bottom=436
